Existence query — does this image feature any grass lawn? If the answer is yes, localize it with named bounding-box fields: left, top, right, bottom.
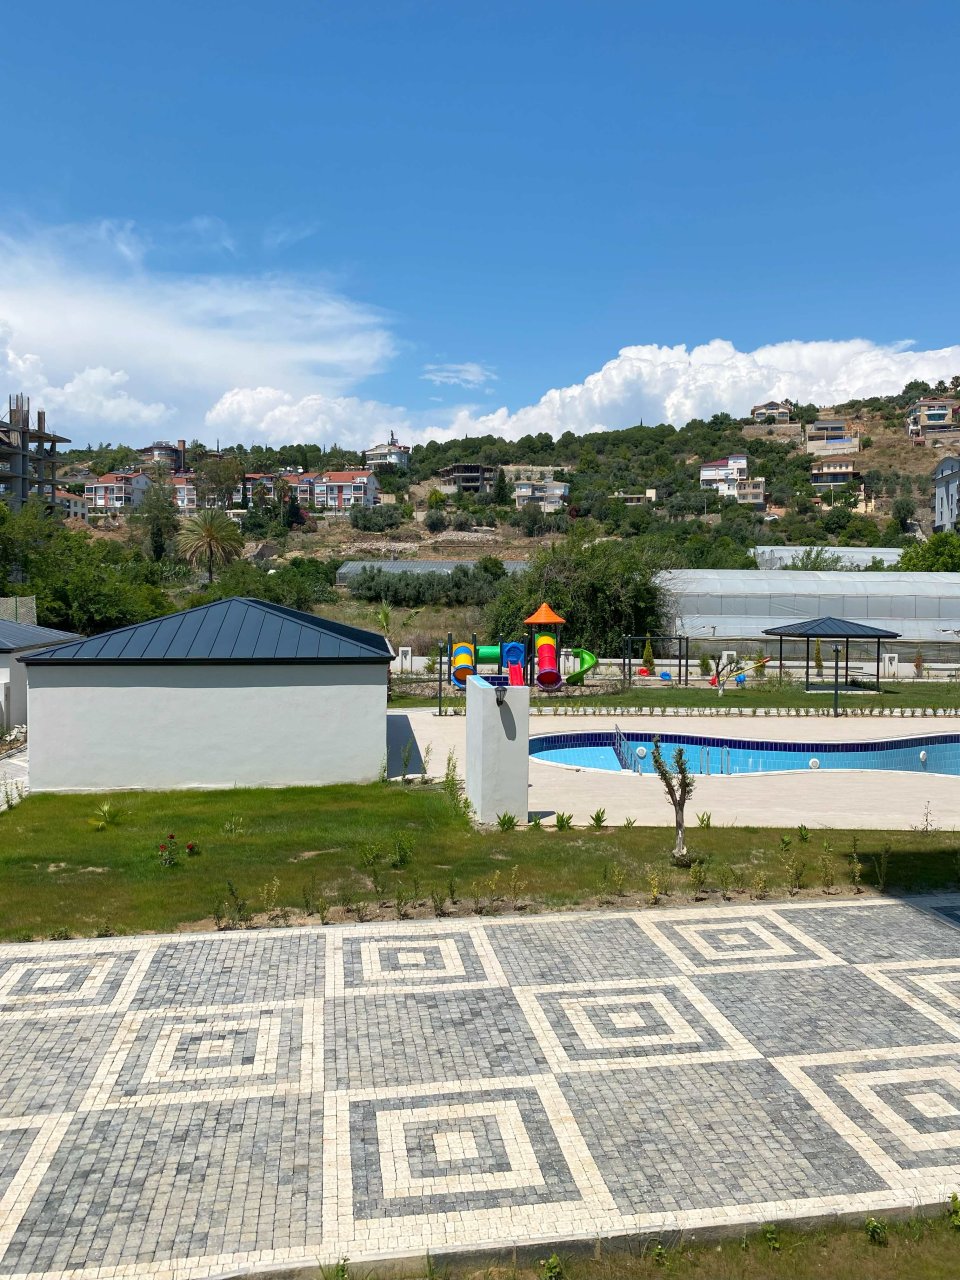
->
left=257, top=1212, right=960, bottom=1279
left=391, top=679, right=960, bottom=712
left=1, top=780, right=958, bottom=940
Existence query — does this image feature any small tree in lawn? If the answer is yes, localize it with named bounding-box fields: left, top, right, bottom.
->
left=651, top=736, right=696, bottom=867
left=814, top=637, right=824, bottom=679
left=641, top=633, right=655, bottom=671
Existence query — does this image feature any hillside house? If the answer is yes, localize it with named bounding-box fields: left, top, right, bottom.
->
left=906, top=398, right=959, bottom=436
left=514, top=479, right=569, bottom=513
left=751, top=400, right=792, bottom=423
left=54, top=490, right=88, bottom=521
left=809, top=457, right=861, bottom=495
left=84, top=471, right=152, bottom=511
left=365, top=431, right=411, bottom=471
left=438, top=463, right=496, bottom=495
left=934, top=456, right=960, bottom=533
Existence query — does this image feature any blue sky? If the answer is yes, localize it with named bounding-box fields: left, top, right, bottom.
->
left=2, top=0, right=959, bottom=447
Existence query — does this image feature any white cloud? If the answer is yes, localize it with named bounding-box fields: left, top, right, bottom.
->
left=434, top=338, right=960, bottom=442
left=2, top=216, right=960, bottom=452
left=0, top=220, right=394, bottom=435
left=421, top=361, right=496, bottom=389
left=262, top=221, right=320, bottom=253
left=206, top=386, right=410, bottom=451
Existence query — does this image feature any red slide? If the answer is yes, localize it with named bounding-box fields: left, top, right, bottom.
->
left=507, top=662, right=525, bottom=686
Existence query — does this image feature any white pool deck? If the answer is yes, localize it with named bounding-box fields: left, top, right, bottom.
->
left=390, top=710, right=960, bottom=830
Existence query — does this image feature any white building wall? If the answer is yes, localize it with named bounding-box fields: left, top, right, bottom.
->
left=465, top=676, right=530, bottom=825
left=26, top=663, right=387, bottom=792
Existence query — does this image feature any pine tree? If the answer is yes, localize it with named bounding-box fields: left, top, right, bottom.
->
left=642, top=633, right=655, bottom=671
left=814, top=637, right=824, bottom=678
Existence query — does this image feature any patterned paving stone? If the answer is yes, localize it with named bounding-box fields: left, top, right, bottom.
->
left=484, top=915, right=683, bottom=984
left=349, top=1085, right=581, bottom=1221
left=695, top=966, right=960, bottom=1056
left=327, top=988, right=548, bottom=1089
left=559, top=1060, right=887, bottom=1214
left=0, top=948, right=147, bottom=1017
left=787, top=903, right=960, bottom=963
left=2, top=898, right=960, bottom=1277
left=0, top=1095, right=323, bottom=1275
left=774, top=1046, right=960, bottom=1185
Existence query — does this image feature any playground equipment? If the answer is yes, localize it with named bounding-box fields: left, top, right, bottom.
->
left=445, top=608, right=597, bottom=692
left=564, top=647, right=597, bottom=686
left=534, top=632, right=562, bottom=689
left=709, top=654, right=771, bottom=689
left=451, top=642, right=476, bottom=687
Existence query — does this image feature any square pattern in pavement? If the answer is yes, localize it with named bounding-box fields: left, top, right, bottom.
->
left=2, top=898, right=960, bottom=1276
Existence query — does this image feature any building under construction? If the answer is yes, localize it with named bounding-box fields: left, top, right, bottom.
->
left=0, top=394, right=70, bottom=511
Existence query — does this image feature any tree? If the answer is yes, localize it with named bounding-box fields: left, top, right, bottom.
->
left=891, top=497, right=916, bottom=530
left=651, top=737, right=696, bottom=866
left=493, top=468, right=512, bottom=505
left=424, top=509, right=448, bottom=533
left=176, top=510, right=244, bottom=582
left=134, top=470, right=180, bottom=560
left=283, top=491, right=305, bottom=529
left=814, top=637, right=824, bottom=678
left=641, top=634, right=655, bottom=670
left=486, top=534, right=665, bottom=655
left=898, top=532, right=960, bottom=572
left=195, top=456, right=244, bottom=509
left=427, top=488, right=447, bottom=510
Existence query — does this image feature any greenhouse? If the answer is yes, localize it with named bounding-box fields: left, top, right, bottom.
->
left=659, top=569, right=960, bottom=669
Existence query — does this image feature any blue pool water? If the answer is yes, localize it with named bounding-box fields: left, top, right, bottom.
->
left=529, top=730, right=960, bottom=776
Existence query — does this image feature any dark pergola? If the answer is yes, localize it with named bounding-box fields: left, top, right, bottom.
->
left=762, top=616, right=901, bottom=691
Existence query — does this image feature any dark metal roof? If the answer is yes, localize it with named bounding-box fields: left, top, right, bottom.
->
left=19, top=598, right=394, bottom=665
left=0, top=619, right=79, bottom=653
left=762, top=616, right=901, bottom=640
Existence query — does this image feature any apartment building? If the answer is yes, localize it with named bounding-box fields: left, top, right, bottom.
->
left=365, top=431, right=411, bottom=471
left=514, top=479, right=569, bottom=513
left=750, top=400, right=792, bottom=423
left=805, top=419, right=860, bottom=456
left=933, top=456, right=960, bottom=533
left=140, top=439, right=187, bottom=470
left=906, top=398, right=959, bottom=436
left=232, top=474, right=277, bottom=504
left=735, top=477, right=767, bottom=508
left=170, top=473, right=199, bottom=512
left=54, top=490, right=88, bottom=521
left=699, top=453, right=749, bottom=498
left=438, top=462, right=496, bottom=495
left=809, top=457, right=861, bottom=494
left=84, top=471, right=152, bottom=511
left=314, top=470, right=379, bottom=511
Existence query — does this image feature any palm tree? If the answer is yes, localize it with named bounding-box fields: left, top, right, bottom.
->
left=176, top=509, right=244, bottom=583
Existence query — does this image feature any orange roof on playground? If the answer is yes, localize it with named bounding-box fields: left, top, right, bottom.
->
left=524, top=602, right=565, bottom=625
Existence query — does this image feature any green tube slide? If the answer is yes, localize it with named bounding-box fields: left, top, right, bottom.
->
left=475, top=644, right=502, bottom=665
left=565, top=648, right=598, bottom=686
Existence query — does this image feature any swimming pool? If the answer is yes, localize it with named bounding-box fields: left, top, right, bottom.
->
left=529, top=730, right=960, bottom=776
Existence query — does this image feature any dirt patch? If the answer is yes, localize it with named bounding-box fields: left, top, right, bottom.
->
left=288, top=848, right=338, bottom=862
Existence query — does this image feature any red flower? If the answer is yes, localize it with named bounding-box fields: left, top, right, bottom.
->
left=168, top=832, right=175, bottom=839
left=186, top=842, right=195, bottom=851
left=159, top=843, right=168, bottom=852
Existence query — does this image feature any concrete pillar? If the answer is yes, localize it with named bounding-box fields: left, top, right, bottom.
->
left=465, top=675, right=530, bottom=825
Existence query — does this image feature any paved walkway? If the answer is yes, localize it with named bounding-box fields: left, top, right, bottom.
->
left=5, top=898, right=960, bottom=1276
left=390, top=710, right=960, bottom=828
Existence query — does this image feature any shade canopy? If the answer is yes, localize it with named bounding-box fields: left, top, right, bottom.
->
left=523, top=602, right=565, bottom=626
left=762, top=616, right=901, bottom=640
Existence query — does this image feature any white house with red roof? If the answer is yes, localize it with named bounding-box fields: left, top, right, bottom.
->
left=84, top=471, right=152, bottom=511
left=314, top=470, right=379, bottom=510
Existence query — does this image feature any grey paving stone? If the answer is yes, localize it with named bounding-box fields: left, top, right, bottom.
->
left=484, top=915, right=683, bottom=984
left=131, top=933, right=323, bottom=1008
left=695, top=965, right=957, bottom=1055
left=327, top=987, right=549, bottom=1088
left=560, top=1060, right=886, bottom=1214
left=0, top=1013, right=123, bottom=1115
left=790, top=903, right=960, bottom=963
